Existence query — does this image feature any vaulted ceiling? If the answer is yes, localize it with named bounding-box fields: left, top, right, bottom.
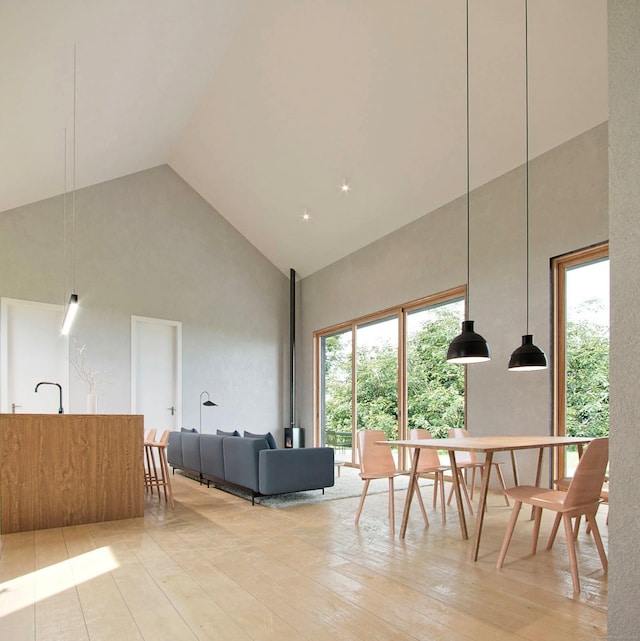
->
left=1, top=0, right=608, bottom=277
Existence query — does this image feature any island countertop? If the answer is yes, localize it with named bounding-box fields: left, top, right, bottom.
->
left=0, top=414, right=144, bottom=534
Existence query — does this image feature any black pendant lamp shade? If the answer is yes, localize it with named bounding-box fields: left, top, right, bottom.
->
left=446, top=0, right=490, bottom=365
left=508, top=334, right=547, bottom=371
left=508, top=0, right=547, bottom=372
left=447, top=320, right=490, bottom=364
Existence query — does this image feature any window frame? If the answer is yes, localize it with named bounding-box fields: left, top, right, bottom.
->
left=552, top=241, right=609, bottom=479
left=313, top=285, right=466, bottom=469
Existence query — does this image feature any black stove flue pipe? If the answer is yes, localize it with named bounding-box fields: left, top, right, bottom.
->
left=289, top=268, right=296, bottom=429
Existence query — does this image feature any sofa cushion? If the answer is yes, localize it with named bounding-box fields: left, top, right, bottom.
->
left=217, top=429, right=240, bottom=437
left=167, top=431, right=183, bottom=468
left=181, top=432, right=202, bottom=474
left=244, top=430, right=277, bottom=449
left=223, top=435, right=268, bottom=492
left=200, top=434, right=226, bottom=480
left=258, top=448, right=335, bottom=495
left=181, top=427, right=198, bottom=432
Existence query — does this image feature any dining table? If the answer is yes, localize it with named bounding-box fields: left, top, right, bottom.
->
left=384, top=435, right=594, bottom=561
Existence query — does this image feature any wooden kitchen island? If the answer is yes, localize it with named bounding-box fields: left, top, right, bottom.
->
left=0, top=414, right=144, bottom=534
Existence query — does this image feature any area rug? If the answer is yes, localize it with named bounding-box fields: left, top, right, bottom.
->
left=254, top=466, right=432, bottom=508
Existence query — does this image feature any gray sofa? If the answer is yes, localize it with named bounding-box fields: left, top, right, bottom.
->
left=167, top=431, right=335, bottom=503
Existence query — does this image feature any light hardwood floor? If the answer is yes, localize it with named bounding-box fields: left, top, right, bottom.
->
left=0, top=469, right=607, bottom=641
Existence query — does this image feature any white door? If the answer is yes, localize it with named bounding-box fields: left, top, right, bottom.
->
left=1, top=298, right=70, bottom=413
left=131, top=316, right=182, bottom=433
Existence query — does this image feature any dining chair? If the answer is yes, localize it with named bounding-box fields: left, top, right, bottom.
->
left=446, top=427, right=509, bottom=510
left=554, top=473, right=609, bottom=533
left=355, top=429, right=428, bottom=534
left=496, top=437, right=609, bottom=594
left=409, top=429, right=454, bottom=525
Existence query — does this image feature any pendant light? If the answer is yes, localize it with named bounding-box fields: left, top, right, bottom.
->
left=447, top=0, right=490, bottom=364
left=61, top=45, right=79, bottom=336
left=508, top=0, right=547, bottom=371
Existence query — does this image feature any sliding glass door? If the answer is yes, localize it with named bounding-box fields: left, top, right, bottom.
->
left=406, top=297, right=465, bottom=438
left=315, top=287, right=465, bottom=469
left=319, top=329, right=352, bottom=458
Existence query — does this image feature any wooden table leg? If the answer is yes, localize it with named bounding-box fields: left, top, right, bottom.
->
left=530, top=447, right=545, bottom=519
left=448, top=450, right=469, bottom=541
left=400, top=448, right=420, bottom=539
left=510, top=451, right=519, bottom=486
left=471, top=451, right=494, bottom=562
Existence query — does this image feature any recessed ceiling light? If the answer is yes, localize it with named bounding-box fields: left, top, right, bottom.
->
left=301, top=209, right=311, bottom=222
left=340, top=178, right=351, bottom=193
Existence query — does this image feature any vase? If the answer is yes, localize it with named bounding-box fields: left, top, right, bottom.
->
left=86, top=393, right=98, bottom=414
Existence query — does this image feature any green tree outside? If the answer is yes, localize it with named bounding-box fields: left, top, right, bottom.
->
left=322, top=303, right=465, bottom=442
left=565, top=302, right=609, bottom=438
left=322, top=299, right=609, bottom=447
left=406, top=305, right=465, bottom=438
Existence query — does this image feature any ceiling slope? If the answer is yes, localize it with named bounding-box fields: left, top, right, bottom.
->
left=2, top=0, right=607, bottom=277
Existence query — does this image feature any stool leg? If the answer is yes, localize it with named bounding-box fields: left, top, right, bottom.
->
left=144, top=444, right=154, bottom=493
left=159, top=446, right=174, bottom=508
left=149, top=446, right=159, bottom=495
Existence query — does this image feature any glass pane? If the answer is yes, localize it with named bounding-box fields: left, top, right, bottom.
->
left=406, top=299, right=465, bottom=439
left=565, top=258, right=609, bottom=474
left=355, top=316, right=399, bottom=445
left=321, top=330, right=352, bottom=461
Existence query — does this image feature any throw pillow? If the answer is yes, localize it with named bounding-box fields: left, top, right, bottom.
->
left=181, top=427, right=198, bottom=433
left=244, top=430, right=277, bottom=449
left=216, top=429, right=240, bottom=437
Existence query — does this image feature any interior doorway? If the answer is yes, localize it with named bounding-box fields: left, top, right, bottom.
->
left=131, top=316, right=182, bottom=433
left=1, top=297, right=70, bottom=413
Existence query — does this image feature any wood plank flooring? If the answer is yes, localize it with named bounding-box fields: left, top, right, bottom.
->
left=0, top=468, right=607, bottom=641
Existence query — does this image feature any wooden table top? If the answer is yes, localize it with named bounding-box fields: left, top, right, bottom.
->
left=384, top=435, right=594, bottom=453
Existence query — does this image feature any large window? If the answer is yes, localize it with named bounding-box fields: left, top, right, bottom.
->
left=553, top=243, right=609, bottom=477
left=356, top=316, right=399, bottom=441
left=315, top=287, right=465, bottom=468
left=319, top=329, right=353, bottom=455
left=406, top=299, right=465, bottom=438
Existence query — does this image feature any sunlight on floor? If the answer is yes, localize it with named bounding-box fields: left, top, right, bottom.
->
left=0, top=546, right=119, bottom=618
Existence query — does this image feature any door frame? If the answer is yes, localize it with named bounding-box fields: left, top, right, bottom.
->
left=130, top=315, right=182, bottom=427
left=313, top=286, right=466, bottom=470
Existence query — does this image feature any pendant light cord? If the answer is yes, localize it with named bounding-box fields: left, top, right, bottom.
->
left=525, top=0, right=530, bottom=334
left=71, top=44, right=77, bottom=295
left=63, top=128, right=67, bottom=303
left=465, top=0, right=470, bottom=322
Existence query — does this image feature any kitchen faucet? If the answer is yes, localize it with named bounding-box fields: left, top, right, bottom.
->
left=35, top=381, right=64, bottom=414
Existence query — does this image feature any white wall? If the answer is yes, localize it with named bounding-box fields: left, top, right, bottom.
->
left=0, top=165, right=290, bottom=440
left=299, top=122, right=608, bottom=485
left=609, top=2, right=640, bottom=637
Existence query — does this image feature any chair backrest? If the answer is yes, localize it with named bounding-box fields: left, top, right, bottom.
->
left=409, top=429, right=444, bottom=470
left=357, top=430, right=396, bottom=476
left=157, top=429, right=170, bottom=447
left=564, top=438, right=609, bottom=509
left=145, top=428, right=157, bottom=443
left=448, top=428, right=477, bottom=464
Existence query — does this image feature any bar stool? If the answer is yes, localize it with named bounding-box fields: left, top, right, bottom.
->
left=144, top=429, right=157, bottom=493
left=144, top=429, right=174, bottom=508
